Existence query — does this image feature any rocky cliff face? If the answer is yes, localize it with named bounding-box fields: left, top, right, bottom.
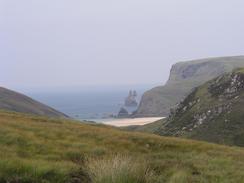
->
left=0, top=87, right=68, bottom=118
left=134, top=56, right=244, bottom=117
left=157, top=68, right=244, bottom=146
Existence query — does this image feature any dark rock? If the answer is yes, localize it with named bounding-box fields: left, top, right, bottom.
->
left=117, top=107, right=129, bottom=118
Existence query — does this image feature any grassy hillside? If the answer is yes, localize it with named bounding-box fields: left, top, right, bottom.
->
left=1, top=111, right=244, bottom=182
left=135, top=56, right=244, bottom=117
left=0, top=87, right=68, bottom=118
left=155, top=68, right=244, bottom=147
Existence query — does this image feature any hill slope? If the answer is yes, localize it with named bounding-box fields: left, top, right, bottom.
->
left=0, top=111, right=244, bottom=182
left=156, top=68, right=244, bottom=147
left=0, top=87, right=68, bottom=118
left=135, top=56, right=244, bottom=117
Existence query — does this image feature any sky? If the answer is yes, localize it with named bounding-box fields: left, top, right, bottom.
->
left=0, top=0, right=244, bottom=92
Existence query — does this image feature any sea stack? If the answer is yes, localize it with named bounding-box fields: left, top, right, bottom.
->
left=125, top=90, right=138, bottom=107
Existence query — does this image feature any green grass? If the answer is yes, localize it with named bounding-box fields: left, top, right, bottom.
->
left=153, top=69, right=244, bottom=147
left=235, top=67, right=244, bottom=74
left=0, top=111, right=244, bottom=182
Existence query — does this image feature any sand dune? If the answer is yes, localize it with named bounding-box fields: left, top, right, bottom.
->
left=102, top=117, right=164, bottom=127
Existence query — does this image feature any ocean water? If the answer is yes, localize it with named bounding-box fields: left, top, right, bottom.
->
left=28, top=89, right=145, bottom=121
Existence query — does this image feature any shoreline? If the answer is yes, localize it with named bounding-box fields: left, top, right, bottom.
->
left=101, top=117, right=164, bottom=127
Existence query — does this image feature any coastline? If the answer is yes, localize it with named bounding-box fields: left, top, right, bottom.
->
left=101, top=117, right=164, bottom=127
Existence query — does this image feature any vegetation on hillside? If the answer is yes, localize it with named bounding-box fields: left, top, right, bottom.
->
left=0, top=87, right=68, bottom=118
left=0, top=111, right=244, bottom=182
left=153, top=68, right=244, bottom=147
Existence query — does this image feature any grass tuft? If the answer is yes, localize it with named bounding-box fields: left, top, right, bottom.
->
left=84, top=155, right=153, bottom=183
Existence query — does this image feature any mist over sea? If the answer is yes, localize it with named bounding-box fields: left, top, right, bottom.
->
left=26, top=86, right=152, bottom=121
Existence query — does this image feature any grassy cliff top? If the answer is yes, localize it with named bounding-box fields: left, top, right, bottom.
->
left=135, top=56, right=244, bottom=117
left=0, top=111, right=244, bottom=182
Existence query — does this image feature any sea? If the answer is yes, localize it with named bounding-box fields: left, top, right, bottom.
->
left=26, top=87, right=152, bottom=122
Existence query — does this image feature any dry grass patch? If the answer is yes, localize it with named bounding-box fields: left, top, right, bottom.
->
left=84, top=155, right=153, bottom=183
left=0, top=111, right=244, bottom=182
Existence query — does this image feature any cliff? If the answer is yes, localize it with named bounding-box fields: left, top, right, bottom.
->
left=134, top=56, right=244, bottom=117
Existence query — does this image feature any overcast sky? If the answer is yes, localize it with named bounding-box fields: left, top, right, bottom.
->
left=0, top=0, right=244, bottom=91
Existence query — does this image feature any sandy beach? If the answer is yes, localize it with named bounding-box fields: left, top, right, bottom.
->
left=102, top=117, right=164, bottom=127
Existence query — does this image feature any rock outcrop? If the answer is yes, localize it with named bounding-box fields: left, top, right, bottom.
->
left=117, top=107, right=129, bottom=118
left=134, top=56, right=244, bottom=117
left=125, top=90, right=138, bottom=107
